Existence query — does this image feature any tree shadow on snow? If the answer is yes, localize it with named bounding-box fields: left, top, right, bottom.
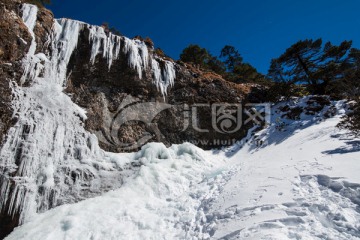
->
left=322, top=140, right=360, bottom=155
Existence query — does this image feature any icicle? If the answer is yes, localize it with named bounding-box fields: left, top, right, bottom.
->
left=20, top=4, right=38, bottom=84
left=123, top=38, right=144, bottom=78
left=151, top=58, right=176, bottom=96
left=163, top=61, right=176, bottom=89
left=0, top=178, right=10, bottom=211
left=138, top=40, right=149, bottom=70
left=52, top=19, right=82, bottom=86
left=21, top=4, right=37, bottom=31
left=88, top=25, right=122, bottom=70
left=88, top=25, right=105, bottom=65
left=114, top=35, right=122, bottom=60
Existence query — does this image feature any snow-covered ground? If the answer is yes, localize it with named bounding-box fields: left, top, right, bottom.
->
left=199, top=98, right=360, bottom=240
left=6, top=97, right=360, bottom=239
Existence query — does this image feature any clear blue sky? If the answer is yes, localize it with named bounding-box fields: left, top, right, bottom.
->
left=48, top=0, right=360, bottom=74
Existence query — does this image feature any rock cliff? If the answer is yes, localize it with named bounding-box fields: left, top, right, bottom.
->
left=0, top=1, right=259, bottom=238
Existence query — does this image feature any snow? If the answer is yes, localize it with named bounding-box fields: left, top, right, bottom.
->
left=6, top=143, right=226, bottom=240
left=1, top=6, right=116, bottom=225
left=193, top=97, right=360, bottom=239
left=0, top=3, right=177, bottom=225
left=3, top=3, right=360, bottom=239
left=7, top=98, right=360, bottom=240
left=6, top=97, right=360, bottom=239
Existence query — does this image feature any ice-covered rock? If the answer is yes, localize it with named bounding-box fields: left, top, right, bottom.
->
left=0, top=2, right=250, bottom=237
left=0, top=3, right=177, bottom=228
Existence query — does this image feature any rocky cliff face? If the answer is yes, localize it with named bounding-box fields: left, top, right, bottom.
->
left=0, top=2, right=257, bottom=238
left=65, top=25, right=254, bottom=152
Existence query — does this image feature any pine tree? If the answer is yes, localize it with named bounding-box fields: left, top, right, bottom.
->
left=268, top=38, right=352, bottom=94
left=220, top=45, right=243, bottom=72
left=179, top=44, right=211, bottom=68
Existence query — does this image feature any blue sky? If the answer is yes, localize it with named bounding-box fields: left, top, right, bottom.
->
left=49, top=0, right=360, bottom=74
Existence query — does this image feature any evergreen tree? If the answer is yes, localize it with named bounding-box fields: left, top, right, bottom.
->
left=337, top=48, right=360, bottom=134
left=268, top=38, right=352, bottom=94
left=207, top=56, right=226, bottom=74
left=233, top=63, right=262, bottom=82
left=179, top=44, right=264, bottom=84
left=220, top=45, right=243, bottom=72
left=179, top=44, right=211, bottom=68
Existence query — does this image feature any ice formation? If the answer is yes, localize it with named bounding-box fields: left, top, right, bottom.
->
left=88, top=25, right=122, bottom=69
left=20, top=4, right=40, bottom=84
left=5, top=142, right=225, bottom=240
left=0, top=3, right=176, bottom=225
left=151, top=59, right=176, bottom=96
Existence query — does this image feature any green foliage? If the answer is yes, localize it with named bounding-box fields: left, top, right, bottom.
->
left=336, top=48, right=360, bottom=134
left=179, top=44, right=265, bottom=84
left=269, top=38, right=360, bottom=134
left=338, top=103, right=360, bottom=136
left=179, top=44, right=211, bottom=68
left=233, top=63, right=264, bottom=83
left=268, top=38, right=353, bottom=94
left=207, top=56, right=226, bottom=74
left=265, top=83, right=292, bottom=102
left=220, top=45, right=243, bottom=72
left=179, top=44, right=227, bottom=74
left=219, top=45, right=266, bottom=84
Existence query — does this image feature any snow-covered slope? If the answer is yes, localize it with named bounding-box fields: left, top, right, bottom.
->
left=196, top=97, right=360, bottom=239
left=6, top=97, right=360, bottom=239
